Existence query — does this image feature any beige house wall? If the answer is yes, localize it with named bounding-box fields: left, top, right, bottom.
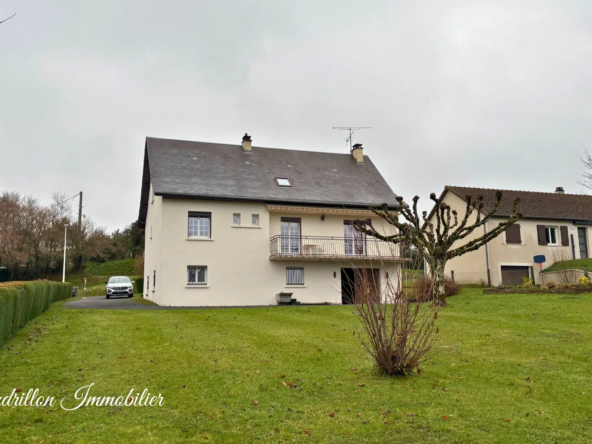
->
left=433, top=191, right=591, bottom=286
left=143, top=192, right=400, bottom=307
left=143, top=183, right=163, bottom=300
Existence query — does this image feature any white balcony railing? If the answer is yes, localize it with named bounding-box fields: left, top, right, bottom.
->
left=269, top=235, right=400, bottom=260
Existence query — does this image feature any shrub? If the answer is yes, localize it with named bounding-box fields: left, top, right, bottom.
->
left=578, top=275, right=590, bottom=287
left=540, top=285, right=548, bottom=290
left=134, top=256, right=145, bottom=275
left=135, top=278, right=144, bottom=295
left=0, top=281, right=72, bottom=348
left=546, top=281, right=556, bottom=289
left=417, top=276, right=460, bottom=302
left=522, top=276, right=533, bottom=288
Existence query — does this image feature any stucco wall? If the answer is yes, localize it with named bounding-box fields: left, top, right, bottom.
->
left=143, top=184, right=162, bottom=301
left=143, top=195, right=400, bottom=307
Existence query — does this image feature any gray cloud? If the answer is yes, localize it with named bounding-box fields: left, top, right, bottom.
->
left=1, top=0, right=591, bottom=231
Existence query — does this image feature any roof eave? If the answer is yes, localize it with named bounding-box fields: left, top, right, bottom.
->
left=155, top=192, right=399, bottom=211
left=137, top=141, right=151, bottom=229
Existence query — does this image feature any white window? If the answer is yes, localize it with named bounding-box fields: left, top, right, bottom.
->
left=188, top=266, right=207, bottom=285
left=286, top=267, right=304, bottom=285
left=252, top=214, right=259, bottom=226
left=233, top=213, right=241, bottom=225
left=275, top=178, right=291, bottom=187
left=188, top=212, right=211, bottom=238
left=545, top=227, right=558, bottom=245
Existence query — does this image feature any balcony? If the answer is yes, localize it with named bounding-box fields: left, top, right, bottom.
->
left=269, top=235, right=401, bottom=261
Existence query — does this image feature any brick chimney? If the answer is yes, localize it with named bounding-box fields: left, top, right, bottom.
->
left=555, top=187, right=565, bottom=194
left=242, top=133, right=252, bottom=152
left=352, top=143, right=364, bottom=163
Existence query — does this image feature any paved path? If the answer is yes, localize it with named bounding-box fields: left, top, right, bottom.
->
left=64, top=297, right=197, bottom=310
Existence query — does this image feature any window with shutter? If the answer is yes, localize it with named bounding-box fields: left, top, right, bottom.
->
left=560, top=226, right=569, bottom=246
left=537, top=225, right=548, bottom=245
left=505, top=224, right=521, bottom=244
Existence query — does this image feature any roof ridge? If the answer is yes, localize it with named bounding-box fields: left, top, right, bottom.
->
left=446, top=185, right=592, bottom=197
left=146, top=136, right=359, bottom=157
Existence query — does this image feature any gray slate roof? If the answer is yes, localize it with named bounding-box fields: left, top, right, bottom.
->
left=138, top=137, right=399, bottom=226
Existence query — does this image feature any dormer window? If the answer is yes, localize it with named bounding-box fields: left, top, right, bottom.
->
left=276, top=178, right=291, bottom=187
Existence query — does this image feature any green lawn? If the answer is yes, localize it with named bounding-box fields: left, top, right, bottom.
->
left=0, top=289, right=591, bottom=443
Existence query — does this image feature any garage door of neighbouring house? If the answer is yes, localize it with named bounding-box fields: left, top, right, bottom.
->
left=501, top=266, right=531, bottom=286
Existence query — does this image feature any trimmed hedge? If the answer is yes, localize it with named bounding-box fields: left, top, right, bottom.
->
left=0, top=281, right=73, bottom=348
left=135, top=278, right=144, bottom=295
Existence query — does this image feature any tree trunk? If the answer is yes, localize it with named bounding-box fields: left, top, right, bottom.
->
left=432, top=259, right=448, bottom=306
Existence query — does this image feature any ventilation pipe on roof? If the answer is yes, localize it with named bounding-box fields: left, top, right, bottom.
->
left=242, top=133, right=252, bottom=152
left=555, top=187, right=565, bottom=194
left=352, top=143, right=364, bottom=163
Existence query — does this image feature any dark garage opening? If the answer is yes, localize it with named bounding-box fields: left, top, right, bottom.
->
left=501, top=265, right=532, bottom=286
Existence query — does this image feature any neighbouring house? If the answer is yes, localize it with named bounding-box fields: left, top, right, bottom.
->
left=427, top=186, right=592, bottom=286
left=138, top=134, right=404, bottom=307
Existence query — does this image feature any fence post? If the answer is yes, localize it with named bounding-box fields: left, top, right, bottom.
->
left=451, top=270, right=455, bottom=282
left=487, top=269, right=492, bottom=287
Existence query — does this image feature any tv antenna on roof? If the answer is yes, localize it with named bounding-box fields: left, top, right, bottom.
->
left=333, top=127, right=372, bottom=151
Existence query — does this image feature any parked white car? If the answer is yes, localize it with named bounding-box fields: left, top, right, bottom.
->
left=105, top=276, right=134, bottom=299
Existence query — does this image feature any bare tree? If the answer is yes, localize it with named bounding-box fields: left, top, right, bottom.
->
left=579, top=148, right=592, bottom=190
left=0, top=191, right=112, bottom=280
left=352, top=241, right=439, bottom=375
left=355, top=191, right=521, bottom=305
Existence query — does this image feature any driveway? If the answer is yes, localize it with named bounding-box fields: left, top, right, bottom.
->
left=64, top=297, right=193, bottom=310
left=63, top=297, right=297, bottom=310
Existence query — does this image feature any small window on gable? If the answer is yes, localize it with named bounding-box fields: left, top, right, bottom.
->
left=233, top=213, right=241, bottom=226
left=252, top=214, right=259, bottom=226
left=276, top=178, right=291, bottom=187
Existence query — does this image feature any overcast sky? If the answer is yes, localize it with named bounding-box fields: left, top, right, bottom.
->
left=1, top=1, right=591, bottom=232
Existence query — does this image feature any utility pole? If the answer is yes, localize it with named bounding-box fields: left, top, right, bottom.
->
left=78, top=191, right=83, bottom=229
left=62, top=224, right=69, bottom=283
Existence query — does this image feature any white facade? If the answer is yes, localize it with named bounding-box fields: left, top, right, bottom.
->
left=143, top=190, right=401, bottom=306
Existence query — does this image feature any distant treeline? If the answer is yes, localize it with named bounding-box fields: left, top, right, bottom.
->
left=0, top=191, right=144, bottom=281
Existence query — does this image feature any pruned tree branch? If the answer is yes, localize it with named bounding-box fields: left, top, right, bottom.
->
left=578, top=146, right=592, bottom=190
left=0, top=13, right=16, bottom=24
left=354, top=191, right=521, bottom=304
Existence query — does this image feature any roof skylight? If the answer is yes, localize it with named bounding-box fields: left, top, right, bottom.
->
left=276, top=178, right=291, bottom=187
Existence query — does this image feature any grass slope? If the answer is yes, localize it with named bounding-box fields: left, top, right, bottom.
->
left=543, top=257, right=592, bottom=273
left=0, top=289, right=591, bottom=443
left=45, top=259, right=140, bottom=296
left=84, top=259, right=136, bottom=277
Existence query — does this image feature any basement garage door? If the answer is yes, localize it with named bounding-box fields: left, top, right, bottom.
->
left=501, top=266, right=531, bottom=286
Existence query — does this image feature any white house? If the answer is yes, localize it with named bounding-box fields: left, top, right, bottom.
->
left=138, top=134, right=404, bottom=307
left=427, top=186, right=592, bottom=286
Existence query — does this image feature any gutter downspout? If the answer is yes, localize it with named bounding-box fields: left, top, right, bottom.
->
left=484, top=221, right=491, bottom=286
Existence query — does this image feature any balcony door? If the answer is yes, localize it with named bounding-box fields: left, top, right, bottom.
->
left=281, top=218, right=301, bottom=254
left=344, top=220, right=366, bottom=255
